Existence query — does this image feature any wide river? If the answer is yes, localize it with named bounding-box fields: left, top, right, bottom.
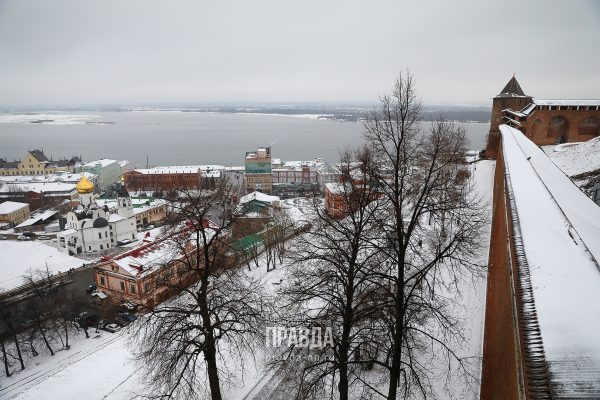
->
left=0, top=111, right=489, bottom=167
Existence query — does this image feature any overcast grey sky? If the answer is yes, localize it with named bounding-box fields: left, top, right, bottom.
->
left=0, top=0, right=599, bottom=107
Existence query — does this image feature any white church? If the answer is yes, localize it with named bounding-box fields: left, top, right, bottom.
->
left=57, top=175, right=137, bottom=255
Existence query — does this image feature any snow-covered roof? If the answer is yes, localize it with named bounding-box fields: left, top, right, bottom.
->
left=521, top=103, right=537, bottom=115
left=132, top=166, right=201, bottom=174
left=83, top=159, right=117, bottom=168
left=502, top=108, right=526, bottom=118
left=0, top=171, right=95, bottom=184
left=500, top=124, right=600, bottom=396
left=108, top=214, right=125, bottom=223
left=0, top=181, right=78, bottom=194
left=324, top=182, right=347, bottom=195
left=14, top=209, right=57, bottom=228
left=0, top=201, right=28, bottom=214
left=0, top=240, right=84, bottom=292
left=96, top=198, right=167, bottom=214
left=534, top=99, right=600, bottom=106
left=239, top=191, right=280, bottom=205
left=111, top=228, right=215, bottom=277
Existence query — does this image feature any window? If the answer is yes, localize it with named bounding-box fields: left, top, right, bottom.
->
left=98, top=232, right=102, bottom=239
left=100, top=276, right=105, bottom=286
left=144, top=282, right=151, bottom=292
left=130, top=284, right=136, bottom=294
left=105, top=231, right=108, bottom=238
left=100, top=245, right=103, bottom=250
left=120, top=281, right=125, bottom=291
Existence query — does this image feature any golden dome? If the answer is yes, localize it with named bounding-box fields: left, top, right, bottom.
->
left=76, top=175, right=94, bottom=194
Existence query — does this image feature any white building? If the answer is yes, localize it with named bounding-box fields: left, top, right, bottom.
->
left=57, top=176, right=137, bottom=255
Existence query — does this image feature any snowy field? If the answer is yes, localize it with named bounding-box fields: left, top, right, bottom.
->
left=0, top=164, right=495, bottom=400
left=0, top=241, right=87, bottom=292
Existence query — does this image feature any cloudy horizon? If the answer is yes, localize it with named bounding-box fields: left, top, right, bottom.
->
left=1, top=0, right=599, bottom=108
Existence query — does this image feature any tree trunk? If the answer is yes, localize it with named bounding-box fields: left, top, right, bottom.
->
left=37, top=321, right=54, bottom=356
left=387, top=309, right=404, bottom=399
left=11, top=331, right=25, bottom=370
left=203, top=336, right=223, bottom=400
left=0, top=339, right=10, bottom=377
left=64, top=322, right=70, bottom=350
left=199, top=274, right=222, bottom=400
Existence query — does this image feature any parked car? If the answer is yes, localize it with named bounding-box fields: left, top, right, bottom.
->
left=0, top=236, right=7, bottom=240
left=117, top=312, right=138, bottom=325
left=17, top=235, right=30, bottom=241
left=22, top=231, right=36, bottom=237
left=92, top=290, right=108, bottom=301
left=86, top=284, right=97, bottom=294
left=37, top=235, right=51, bottom=240
left=104, top=323, right=121, bottom=333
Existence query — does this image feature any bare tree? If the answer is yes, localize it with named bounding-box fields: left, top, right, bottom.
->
left=363, top=71, right=485, bottom=399
left=134, top=179, right=267, bottom=400
left=272, top=206, right=294, bottom=264
left=278, top=148, right=383, bottom=400
left=0, top=335, right=10, bottom=377
left=0, top=300, right=25, bottom=371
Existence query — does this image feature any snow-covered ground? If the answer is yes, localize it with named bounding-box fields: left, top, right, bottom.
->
left=0, top=167, right=495, bottom=400
left=427, top=159, right=495, bottom=399
left=542, top=136, right=600, bottom=177
left=0, top=241, right=87, bottom=292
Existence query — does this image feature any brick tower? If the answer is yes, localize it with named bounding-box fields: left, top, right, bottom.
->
left=485, top=76, right=533, bottom=158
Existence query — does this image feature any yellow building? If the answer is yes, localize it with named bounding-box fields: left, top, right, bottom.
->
left=0, top=201, right=30, bottom=227
left=0, top=159, right=20, bottom=176
left=0, top=150, right=81, bottom=176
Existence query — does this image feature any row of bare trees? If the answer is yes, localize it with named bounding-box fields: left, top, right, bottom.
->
left=275, top=72, right=486, bottom=400
left=134, top=71, right=486, bottom=400
left=0, top=269, right=91, bottom=377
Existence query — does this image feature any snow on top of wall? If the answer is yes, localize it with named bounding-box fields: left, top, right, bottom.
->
left=543, top=136, right=600, bottom=177
left=500, top=124, right=600, bottom=396
left=534, top=99, right=600, bottom=106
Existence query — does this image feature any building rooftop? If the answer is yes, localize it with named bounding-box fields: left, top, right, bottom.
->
left=239, top=191, right=280, bottom=205
left=533, top=99, right=600, bottom=106
left=29, top=149, right=49, bottom=163
left=14, top=209, right=58, bottom=228
left=0, top=201, right=29, bottom=214
left=497, top=76, right=528, bottom=98
left=131, top=166, right=201, bottom=174
left=0, top=181, right=78, bottom=195
left=83, top=159, right=117, bottom=168
left=0, top=172, right=96, bottom=184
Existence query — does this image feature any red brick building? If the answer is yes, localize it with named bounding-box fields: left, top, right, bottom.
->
left=123, top=166, right=201, bottom=192
left=93, top=225, right=218, bottom=308
left=485, top=76, right=600, bottom=158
